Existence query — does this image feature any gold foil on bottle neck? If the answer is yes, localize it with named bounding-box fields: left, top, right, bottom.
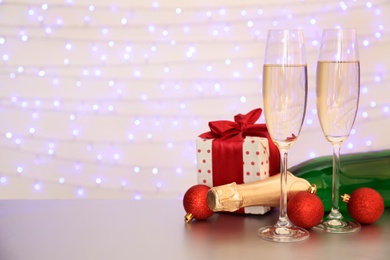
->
left=207, top=171, right=313, bottom=212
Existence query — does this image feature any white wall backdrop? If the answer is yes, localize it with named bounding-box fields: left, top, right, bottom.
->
left=0, top=0, right=389, bottom=199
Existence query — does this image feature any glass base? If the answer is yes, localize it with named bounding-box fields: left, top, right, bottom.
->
left=314, top=219, right=361, bottom=233
left=258, top=225, right=310, bottom=243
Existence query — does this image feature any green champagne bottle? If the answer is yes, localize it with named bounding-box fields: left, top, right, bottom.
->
left=289, top=149, right=390, bottom=212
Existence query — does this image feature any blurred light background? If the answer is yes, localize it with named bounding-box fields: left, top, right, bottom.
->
left=0, top=0, right=389, bottom=199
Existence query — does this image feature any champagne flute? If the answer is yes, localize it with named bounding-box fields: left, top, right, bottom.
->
left=258, top=29, right=309, bottom=242
left=315, top=28, right=361, bottom=233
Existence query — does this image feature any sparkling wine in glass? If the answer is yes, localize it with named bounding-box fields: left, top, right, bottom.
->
left=257, top=29, right=309, bottom=242
left=315, top=28, right=361, bottom=233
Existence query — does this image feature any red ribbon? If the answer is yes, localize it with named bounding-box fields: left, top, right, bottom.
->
left=199, top=108, right=280, bottom=188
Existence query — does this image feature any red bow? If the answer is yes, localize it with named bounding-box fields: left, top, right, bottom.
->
left=199, top=108, right=268, bottom=141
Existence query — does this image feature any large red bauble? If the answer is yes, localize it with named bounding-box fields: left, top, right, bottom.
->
left=287, top=191, right=324, bottom=229
left=347, top=187, right=384, bottom=224
left=183, top=184, right=213, bottom=222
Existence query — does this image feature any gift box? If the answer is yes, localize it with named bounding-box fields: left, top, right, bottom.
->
left=196, top=108, right=280, bottom=214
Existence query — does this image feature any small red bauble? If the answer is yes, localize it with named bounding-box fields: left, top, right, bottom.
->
left=346, top=187, right=384, bottom=225
left=287, top=191, right=324, bottom=229
left=183, top=184, right=213, bottom=223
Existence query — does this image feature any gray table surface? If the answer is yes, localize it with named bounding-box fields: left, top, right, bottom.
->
left=0, top=199, right=388, bottom=260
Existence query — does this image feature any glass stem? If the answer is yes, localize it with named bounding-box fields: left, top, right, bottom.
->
left=277, top=148, right=290, bottom=227
left=329, top=142, right=343, bottom=219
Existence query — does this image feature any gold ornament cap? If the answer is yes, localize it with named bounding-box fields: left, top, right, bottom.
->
left=341, top=194, right=351, bottom=203
left=184, top=212, right=193, bottom=223
left=309, top=184, right=317, bottom=194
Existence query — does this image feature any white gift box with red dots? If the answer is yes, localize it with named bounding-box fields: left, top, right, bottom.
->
left=196, top=136, right=271, bottom=214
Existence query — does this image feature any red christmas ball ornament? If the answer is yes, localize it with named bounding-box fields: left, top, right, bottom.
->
left=287, top=191, right=324, bottom=229
left=343, top=187, right=384, bottom=225
left=183, top=184, right=214, bottom=223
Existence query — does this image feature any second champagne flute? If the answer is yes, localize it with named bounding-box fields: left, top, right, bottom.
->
left=315, top=28, right=361, bottom=233
left=258, top=29, right=309, bottom=242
